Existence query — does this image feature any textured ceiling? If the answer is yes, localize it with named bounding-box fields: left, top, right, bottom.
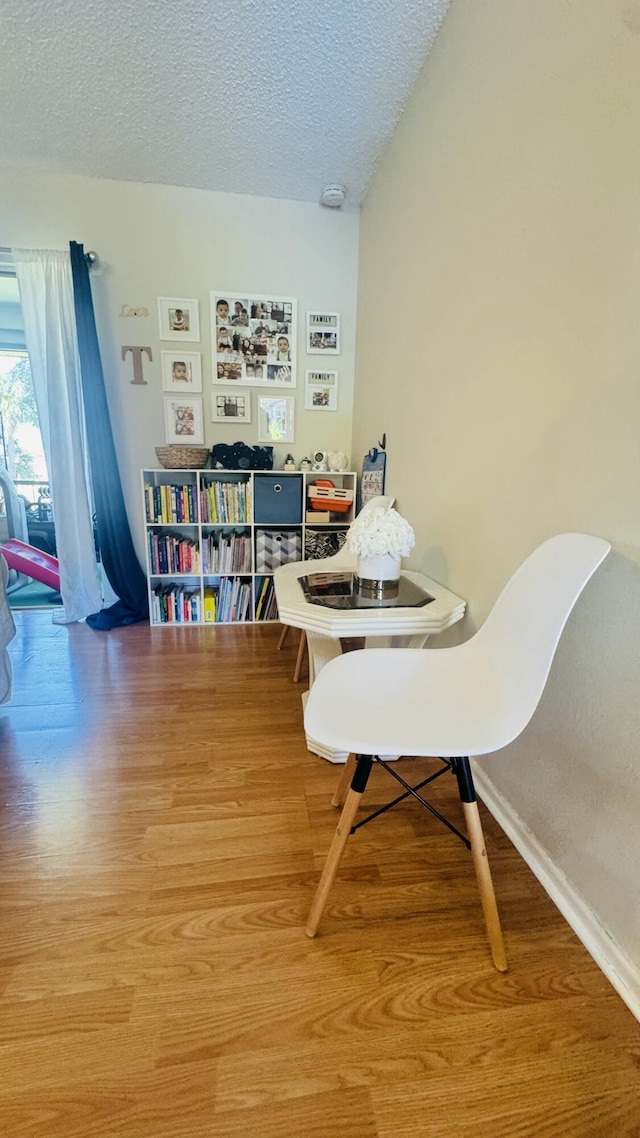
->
left=0, top=0, right=449, bottom=206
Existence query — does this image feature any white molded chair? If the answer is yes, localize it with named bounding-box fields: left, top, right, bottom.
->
left=277, top=494, right=395, bottom=680
left=303, top=533, right=611, bottom=970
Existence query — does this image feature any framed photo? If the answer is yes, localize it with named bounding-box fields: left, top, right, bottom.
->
left=161, top=351, right=202, bottom=392
left=163, top=396, right=204, bottom=444
left=304, top=368, right=338, bottom=411
left=157, top=297, right=200, bottom=342
left=306, top=311, right=340, bottom=355
left=257, top=396, right=295, bottom=444
left=211, top=292, right=297, bottom=387
left=211, top=389, right=251, bottom=424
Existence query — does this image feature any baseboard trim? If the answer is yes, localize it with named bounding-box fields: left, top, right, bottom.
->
left=473, top=767, right=640, bottom=1023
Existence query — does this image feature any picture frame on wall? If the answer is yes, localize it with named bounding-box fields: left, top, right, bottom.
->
left=304, top=368, right=338, bottom=411
left=157, top=297, right=200, bottom=342
left=211, top=389, right=251, bottom=424
left=257, top=395, right=295, bottom=443
left=306, top=311, right=340, bottom=355
left=211, top=291, right=297, bottom=387
left=163, top=396, right=205, bottom=444
left=161, top=351, right=203, bottom=393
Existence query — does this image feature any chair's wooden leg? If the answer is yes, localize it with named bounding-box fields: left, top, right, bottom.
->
left=454, top=758, right=508, bottom=973
left=331, top=753, right=356, bottom=807
left=462, top=800, right=507, bottom=972
left=293, top=630, right=307, bottom=683
left=306, top=756, right=373, bottom=937
left=277, top=624, right=289, bottom=650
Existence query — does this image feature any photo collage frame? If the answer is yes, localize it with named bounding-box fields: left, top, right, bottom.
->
left=211, top=293, right=296, bottom=391
left=157, top=293, right=340, bottom=446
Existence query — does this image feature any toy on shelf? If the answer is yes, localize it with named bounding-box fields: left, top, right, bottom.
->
left=307, top=479, right=354, bottom=514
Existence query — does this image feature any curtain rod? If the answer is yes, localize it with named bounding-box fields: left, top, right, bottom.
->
left=0, top=246, right=99, bottom=269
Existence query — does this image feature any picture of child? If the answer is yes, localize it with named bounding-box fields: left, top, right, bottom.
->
left=159, top=298, right=200, bottom=342
left=276, top=335, right=290, bottom=362
left=162, top=350, right=202, bottom=392
left=309, top=331, right=337, bottom=351
left=217, top=327, right=234, bottom=353
left=172, top=360, right=190, bottom=383
left=216, top=298, right=230, bottom=324
left=174, top=406, right=195, bottom=435
left=211, top=293, right=296, bottom=387
left=170, top=308, right=190, bottom=332
left=164, top=394, right=204, bottom=443
left=230, top=300, right=249, bottom=326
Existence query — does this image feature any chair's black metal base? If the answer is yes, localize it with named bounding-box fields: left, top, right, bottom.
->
left=349, top=754, right=474, bottom=850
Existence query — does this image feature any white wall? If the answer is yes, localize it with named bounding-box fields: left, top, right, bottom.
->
left=0, top=171, right=359, bottom=558
left=354, top=0, right=640, bottom=1011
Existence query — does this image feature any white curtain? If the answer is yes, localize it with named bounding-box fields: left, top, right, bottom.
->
left=13, top=249, right=103, bottom=623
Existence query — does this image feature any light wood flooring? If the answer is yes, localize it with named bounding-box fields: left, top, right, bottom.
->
left=0, top=610, right=637, bottom=1137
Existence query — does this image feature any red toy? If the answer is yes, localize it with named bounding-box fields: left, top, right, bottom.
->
left=1, top=539, right=60, bottom=592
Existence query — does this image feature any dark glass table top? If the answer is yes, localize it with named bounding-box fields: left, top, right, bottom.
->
left=299, top=572, right=435, bottom=610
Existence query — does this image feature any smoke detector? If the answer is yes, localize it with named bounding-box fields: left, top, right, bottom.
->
left=320, top=183, right=347, bottom=209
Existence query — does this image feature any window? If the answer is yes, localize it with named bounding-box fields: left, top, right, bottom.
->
left=0, top=271, right=51, bottom=555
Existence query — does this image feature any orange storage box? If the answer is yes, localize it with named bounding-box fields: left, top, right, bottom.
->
left=307, top=479, right=354, bottom=514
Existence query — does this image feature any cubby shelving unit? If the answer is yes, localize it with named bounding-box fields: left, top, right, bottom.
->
left=142, top=468, right=357, bottom=625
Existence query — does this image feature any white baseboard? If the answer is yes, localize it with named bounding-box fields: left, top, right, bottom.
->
left=473, top=767, right=640, bottom=1023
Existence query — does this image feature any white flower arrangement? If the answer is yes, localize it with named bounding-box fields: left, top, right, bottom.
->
left=346, top=505, right=416, bottom=560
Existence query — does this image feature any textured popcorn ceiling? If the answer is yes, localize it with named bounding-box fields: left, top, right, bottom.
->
left=0, top=0, right=449, bottom=206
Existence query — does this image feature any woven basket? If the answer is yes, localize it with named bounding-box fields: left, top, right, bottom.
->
left=155, top=445, right=210, bottom=470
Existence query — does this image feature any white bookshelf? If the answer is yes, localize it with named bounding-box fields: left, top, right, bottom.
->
left=142, top=468, right=357, bottom=625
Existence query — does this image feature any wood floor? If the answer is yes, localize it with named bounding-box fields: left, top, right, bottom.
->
left=0, top=611, right=638, bottom=1137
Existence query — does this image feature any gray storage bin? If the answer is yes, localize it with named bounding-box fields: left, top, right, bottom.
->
left=255, top=529, right=302, bottom=573
left=253, top=474, right=303, bottom=524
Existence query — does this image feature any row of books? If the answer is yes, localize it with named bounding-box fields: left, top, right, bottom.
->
left=254, top=575, right=279, bottom=622
left=146, top=483, right=198, bottom=525
left=151, top=583, right=201, bottom=623
left=149, top=578, right=280, bottom=624
left=200, top=481, right=251, bottom=524
left=204, top=577, right=252, bottom=623
left=148, top=532, right=200, bottom=575
left=202, top=531, right=251, bottom=574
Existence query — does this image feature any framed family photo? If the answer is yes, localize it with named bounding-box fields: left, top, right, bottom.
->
left=211, top=291, right=297, bottom=387
left=161, top=351, right=203, bottom=393
left=163, top=396, right=205, bottom=444
left=157, top=297, right=200, bottom=342
left=306, top=311, right=340, bottom=355
left=211, top=390, right=251, bottom=424
left=304, top=368, right=338, bottom=411
left=257, top=395, right=295, bottom=443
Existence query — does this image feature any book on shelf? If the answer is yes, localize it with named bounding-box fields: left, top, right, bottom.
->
left=200, top=479, right=250, bottom=524
left=145, top=482, right=197, bottom=525
left=148, top=532, right=200, bottom=575
left=265, top=587, right=278, bottom=621
left=203, top=586, right=217, bottom=623
left=202, top=530, right=251, bottom=574
left=255, top=575, right=270, bottom=621
left=152, top=582, right=201, bottom=623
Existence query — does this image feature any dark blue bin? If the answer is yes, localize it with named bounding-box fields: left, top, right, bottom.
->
left=253, top=474, right=303, bottom=524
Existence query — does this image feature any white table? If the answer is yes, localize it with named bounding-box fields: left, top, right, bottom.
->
left=274, top=560, right=466, bottom=762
